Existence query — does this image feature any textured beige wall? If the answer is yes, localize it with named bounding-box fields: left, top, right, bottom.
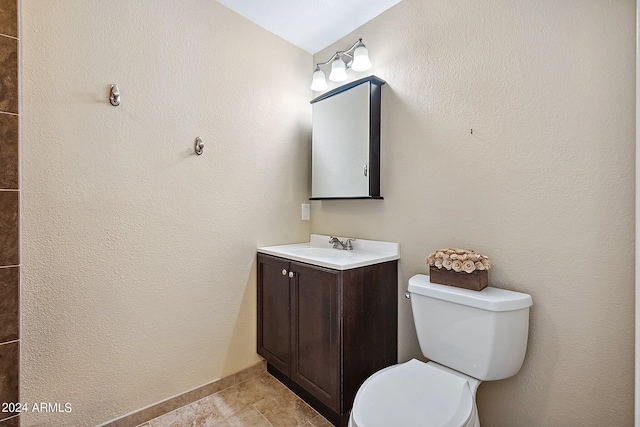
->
left=312, top=0, right=636, bottom=425
left=20, top=1, right=311, bottom=426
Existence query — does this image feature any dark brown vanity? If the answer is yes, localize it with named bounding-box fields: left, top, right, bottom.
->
left=257, top=252, right=398, bottom=426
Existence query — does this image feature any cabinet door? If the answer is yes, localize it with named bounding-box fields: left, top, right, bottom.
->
left=310, top=76, right=384, bottom=200
left=257, top=254, right=291, bottom=375
left=290, top=261, right=341, bottom=412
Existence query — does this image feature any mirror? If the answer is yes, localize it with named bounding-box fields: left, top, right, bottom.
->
left=310, top=76, right=385, bottom=200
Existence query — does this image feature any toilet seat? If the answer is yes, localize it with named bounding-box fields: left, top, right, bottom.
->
left=350, top=359, right=476, bottom=427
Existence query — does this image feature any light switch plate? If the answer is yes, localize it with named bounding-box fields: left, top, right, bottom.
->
left=302, top=203, right=310, bottom=221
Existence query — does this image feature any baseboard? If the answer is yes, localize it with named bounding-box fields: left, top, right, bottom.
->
left=97, top=360, right=266, bottom=427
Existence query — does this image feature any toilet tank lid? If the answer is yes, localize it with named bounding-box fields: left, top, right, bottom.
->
left=408, top=274, right=533, bottom=312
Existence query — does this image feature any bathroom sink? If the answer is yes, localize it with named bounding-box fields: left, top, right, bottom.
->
left=258, top=234, right=400, bottom=270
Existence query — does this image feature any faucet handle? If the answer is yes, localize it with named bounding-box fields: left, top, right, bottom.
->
left=329, top=236, right=341, bottom=249
left=345, top=238, right=356, bottom=250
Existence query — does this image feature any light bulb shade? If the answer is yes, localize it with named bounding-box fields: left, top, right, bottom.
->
left=310, top=69, right=328, bottom=91
left=351, top=46, right=371, bottom=72
left=329, top=58, right=348, bottom=82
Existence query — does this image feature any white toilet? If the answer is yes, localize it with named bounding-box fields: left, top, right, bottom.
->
left=349, top=274, right=533, bottom=427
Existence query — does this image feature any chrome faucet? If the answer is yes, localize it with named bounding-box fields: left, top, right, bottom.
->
left=329, top=236, right=356, bottom=250
left=329, top=236, right=345, bottom=249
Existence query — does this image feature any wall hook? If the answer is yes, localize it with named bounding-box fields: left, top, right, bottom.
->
left=110, top=84, right=121, bottom=106
left=195, top=137, right=204, bottom=155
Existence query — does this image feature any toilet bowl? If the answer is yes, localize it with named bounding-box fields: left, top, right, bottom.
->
left=348, top=274, right=532, bottom=427
left=348, top=359, right=479, bottom=427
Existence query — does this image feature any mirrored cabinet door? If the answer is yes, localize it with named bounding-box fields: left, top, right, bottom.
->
left=310, top=76, right=385, bottom=200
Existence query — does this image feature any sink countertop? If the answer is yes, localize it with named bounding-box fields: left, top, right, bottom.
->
left=258, top=234, right=400, bottom=270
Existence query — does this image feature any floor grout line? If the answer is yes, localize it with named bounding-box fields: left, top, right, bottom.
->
left=251, top=402, right=275, bottom=427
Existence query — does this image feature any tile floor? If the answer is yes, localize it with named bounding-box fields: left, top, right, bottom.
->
left=138, top=372, right=334, bottom=427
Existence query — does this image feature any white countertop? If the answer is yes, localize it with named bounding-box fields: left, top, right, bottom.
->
left=258, top=234, right=400, bottom=270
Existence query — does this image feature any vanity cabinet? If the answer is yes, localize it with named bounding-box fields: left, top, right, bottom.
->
left=257, top=253, right=397, bottom=427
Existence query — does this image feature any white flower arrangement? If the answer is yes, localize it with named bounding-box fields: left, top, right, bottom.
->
left=426, top=248, right=491, bottom=273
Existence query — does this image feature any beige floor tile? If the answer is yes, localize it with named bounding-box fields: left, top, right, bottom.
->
left=210, top=373, right=288, bottom=418
left=206, top=388, right=246, bottom=420
left=309, top=414, right=333, bottom=427
left=212, top=406, right=272, bottom=427
left=252, top=387, right=318, bottom=427
left=146, top=372, right=332, bottom=427
left=149, top=394, right=225, bottom=427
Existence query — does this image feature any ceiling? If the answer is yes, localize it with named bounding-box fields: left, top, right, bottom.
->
left=215, top=0, right=402, bottom=54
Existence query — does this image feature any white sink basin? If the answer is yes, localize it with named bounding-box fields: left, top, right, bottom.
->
left=258, top=234, right=400, bottom=270
left=288, top=247, right=354, bottom=259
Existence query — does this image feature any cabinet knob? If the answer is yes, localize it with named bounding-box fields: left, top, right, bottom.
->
left=282, top=269, right=288, bottom=276
left=289, top=271, right=295, bottom=278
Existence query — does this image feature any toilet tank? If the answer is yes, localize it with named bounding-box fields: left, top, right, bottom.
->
left=408, top=274, right=532, bottom=381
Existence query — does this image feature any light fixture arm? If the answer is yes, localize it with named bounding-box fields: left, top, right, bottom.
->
left=314, top=38, right=365, bottom=70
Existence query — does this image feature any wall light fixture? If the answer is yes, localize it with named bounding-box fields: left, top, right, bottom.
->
left=310, top=38, right=372, bottom=91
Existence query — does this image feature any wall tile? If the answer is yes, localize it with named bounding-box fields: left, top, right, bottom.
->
left=0, top=113, right=18, bottom=189
left=0, top=191, right=18, bottom=265
left=0, top=1, right=16, bottom=38
left=0, top=415, right=18, bottom=427
left=0, top=36, right=17, bottom=114
left=0, top=341, right=19, bottom=421
left=0, top=4, right=17, bottom=425
left=0, top=267, right=18, bottom=342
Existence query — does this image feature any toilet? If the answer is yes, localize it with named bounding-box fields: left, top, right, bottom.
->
left=349, top=274, right=533, bottom=427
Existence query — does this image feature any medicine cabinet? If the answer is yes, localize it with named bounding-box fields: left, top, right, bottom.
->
left=310, top=76, right=385, bottom=200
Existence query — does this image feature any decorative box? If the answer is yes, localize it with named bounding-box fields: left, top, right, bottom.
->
left=429, top=265, right=488, bottom=291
